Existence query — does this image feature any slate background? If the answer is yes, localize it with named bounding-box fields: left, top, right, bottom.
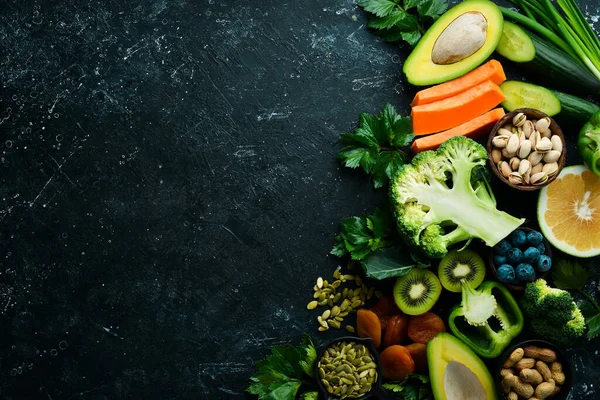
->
left=1, top=0, right=599, bottom=399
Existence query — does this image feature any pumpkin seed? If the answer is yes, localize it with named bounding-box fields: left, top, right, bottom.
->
left=345, top=325, right=355, bottom=333
left=317, top=277, right=324, bottom=289
left=318, top=326, right=328, bottom=332
left=307, top=300, right=318, bottom=310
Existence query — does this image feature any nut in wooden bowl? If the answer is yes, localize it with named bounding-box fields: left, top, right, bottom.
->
left=487, top=108, right=566, bottom=191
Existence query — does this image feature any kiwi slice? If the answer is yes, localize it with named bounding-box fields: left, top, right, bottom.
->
left=437, top=249, right=485, bottom=293
left=393, top=268, right=442, bottom=316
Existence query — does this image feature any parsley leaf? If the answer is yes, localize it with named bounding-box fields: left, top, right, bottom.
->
left=383, top=374, right=433, bottom=400
left=358, top=0, right=447, bottom=47
left=553, top=258, right=591, bottom=292
left=331, top=206, right=394, bottom=261
left=362, top=246, right=430, bottom=280
left=300, top=392, right=319, bottom=400
left=247, top=336, right=317, bottom=400
left=338, top=104, right=414, bottom=189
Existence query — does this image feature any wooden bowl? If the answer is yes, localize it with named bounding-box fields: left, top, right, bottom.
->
left=487, top=108, right=566, bottom=191
left=488, top=227, right=552, bottom=291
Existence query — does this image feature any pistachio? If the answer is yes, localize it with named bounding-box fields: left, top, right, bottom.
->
left=535, top=137, right=553, bottom=153
left=530, top=130, right=541, bottom=148
left=551, top=134, right=563, bottom=153
left=491, top=148, right=502, bottom=164
left=523, top=169, right=531, bottom=185
left=500, top=161, right=511, bottom=178
left=497, top=127, right=513, bottom=137
left=509, top=157, right=521, bottom=171
left=543, top=150, right=562, bottom=163
left=543, top=162, right=559, bottom=177
left=508, top=172, right=523, bottom=185
left=513, top=112, right=527, bottom=127
left=518, top=131, right=526, bottom=144
left=528, top=151, right=544, bottom=166
left=535, top=117, right=551, bottom=134
left=518, top=140, right=532, bottom=159
left=522, top=120, right=534, bottom=138
left=502, top=148, right=512, bottom=158
left=506, top=134, right=520, bottom=155
left=518, top=159, right=532, bottom=176
left=531, top=171, right=549, bottom=185
left=492, top=135, right=510, bottom=148
left=531, top=163, right=543, bottom=175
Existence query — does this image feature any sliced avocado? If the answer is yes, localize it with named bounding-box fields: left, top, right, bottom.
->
left=427, top=333, right=498, bottom=400
left=403, top=0, right=504, bottom=86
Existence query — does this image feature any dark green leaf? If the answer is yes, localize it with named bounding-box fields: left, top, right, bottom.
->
left=358, top=0, right=398, bottom=17
left=266, top=380, right=302, bottom=400
left=368, top=9, right=408, bottom=30
left=552, top=258, right=591, bottom=292
left=587, top=313, right=600, bottom=340
left=383, top=374, right=432, bottom=400
left=359, top=112, right=386, bottom=146
left=401, top=30, right=422, bottom=46
left=417, top=0, right=448, bottom=19
left=372, top=151, right=407, bottom=188
left=300, top=391, right=319, bottom=400
left=361, top=247, right=427, bottom=280
left=359, top=148, right=379, bottom=174
left=377, top=27, right=406, bottom=42
left=337, top=146, right=368, bottom=169
left=404, top=0, right=424, bottom=9
left=370, top=206, right=395, bottom=238
left=390, top=118, right=415, bottom=147
left=330, top=237, right=348, bottom=257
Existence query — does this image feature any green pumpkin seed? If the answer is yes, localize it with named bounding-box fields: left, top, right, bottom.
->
left=307, top=301, right=318, bottom=310
left=345, top=325, right=355, bottom=333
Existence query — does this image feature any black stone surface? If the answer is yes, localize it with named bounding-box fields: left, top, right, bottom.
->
left=1, top=0, right=599, bottom=399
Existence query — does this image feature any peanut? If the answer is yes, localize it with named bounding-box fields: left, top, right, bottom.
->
left=550, top=362, right=565, bottom=385
left=507, top=392, right=518, bottom=400
left=520, top=368, right=544, bottom=385
left=515, top=357, right=536, bottom=370
left=536, top=361, right=552, bottom=381
left=501, top=375, right=514, bottom=394
left=504, top=347, right=525, bottom=368
left=503, top=374, right=534, bottom=398
left=550, top=385, right=561, bottom=397
left=535, top=379, right=556, bottom=399
left=524, top=345, right=557, bottom=363
left=501, top=368, right=514, bottom=378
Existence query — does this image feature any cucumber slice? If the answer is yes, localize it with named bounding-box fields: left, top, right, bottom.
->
left=496, top=21, right=536, bottom=62
left=500, top=81, right=562, bottom=116
left=552, top=90, right=600, bottom=122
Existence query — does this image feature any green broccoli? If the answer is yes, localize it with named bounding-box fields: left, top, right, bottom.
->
left=389, top=136, right=525, bottom=258
left=522, top=279, right=586, bottom=347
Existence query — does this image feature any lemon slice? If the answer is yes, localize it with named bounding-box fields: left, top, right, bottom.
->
left=538, top=165, right=600, bottom=257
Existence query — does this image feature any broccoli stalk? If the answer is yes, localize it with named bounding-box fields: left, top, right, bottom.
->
left=449, top=281, right=524, bottom=358
left=390, top=136, right=525, bottom=258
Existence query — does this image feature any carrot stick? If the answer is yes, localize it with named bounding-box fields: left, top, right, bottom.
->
left=411, top=60, right=506, bottom=106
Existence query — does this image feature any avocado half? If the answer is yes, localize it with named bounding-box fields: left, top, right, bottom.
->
left=427, top=333, right=498, bottom=400
left=403, top=0, right=504, bottom=86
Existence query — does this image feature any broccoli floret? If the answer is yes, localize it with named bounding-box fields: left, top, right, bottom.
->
left=522, top=279, right=586, bottom=347
left=390, top=136, right=525, bottom=258
left=461, top=280, right=498, bottom=327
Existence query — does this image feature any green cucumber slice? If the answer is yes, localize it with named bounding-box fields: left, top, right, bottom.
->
left=496, top=21, right=536, bottom=62
left=500, top=80, right=562, bottom=116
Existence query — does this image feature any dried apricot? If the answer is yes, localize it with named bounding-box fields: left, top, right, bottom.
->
left=370, top=295, right=401, bottom=317
left=405, top=343, right=428, bottom=374
left=379, top=345, right=415, bottom=381
left=383, top=314, right=408, bottom=348
left=407, top=312, right=446, bottom=344
left=356, top=309, right=382, bottom=348
left=379, top=315, right=389, bottom=330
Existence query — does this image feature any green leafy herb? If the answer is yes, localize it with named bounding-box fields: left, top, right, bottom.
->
left=553, top=258, right=600, bottom=340
left=358, top=0, right=448, bottom=46
left=362, top=246, right=429, bottom=280
left=247, top=336, right=317, bottom=400
left=331, top=206, right=394, bottom=260
left=338, top=104, right=414, bottom=189
left=383, top=374, right=433, bottom=400
left=299, top=391, right=318, bottom=400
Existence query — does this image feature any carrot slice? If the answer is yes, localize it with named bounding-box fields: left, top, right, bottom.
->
left=411, top=108, right=505, bottom=154
left=411, top=80, right=505, bottom=136
left=411, top=60, right=506, bottom=106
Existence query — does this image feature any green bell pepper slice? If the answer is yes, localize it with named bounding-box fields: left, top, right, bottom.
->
left=448, top=281, right=524, bottom=359
left=578, top=110, right=600, bottom=177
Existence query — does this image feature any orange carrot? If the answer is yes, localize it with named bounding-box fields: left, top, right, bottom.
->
left=411, top=80, right=505, bottom=135
left=411, top=60, right=506, bottom=106
left=411, top=108, right=505, bottom=154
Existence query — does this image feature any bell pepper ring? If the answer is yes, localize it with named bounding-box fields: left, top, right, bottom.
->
left=578, top=110, right=600, bottom=176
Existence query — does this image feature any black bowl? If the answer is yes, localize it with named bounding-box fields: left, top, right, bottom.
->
left=494, top=339, right=573, bottom=400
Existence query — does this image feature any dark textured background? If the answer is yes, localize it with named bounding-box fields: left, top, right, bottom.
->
left=1, top=0, right=599, bottom=399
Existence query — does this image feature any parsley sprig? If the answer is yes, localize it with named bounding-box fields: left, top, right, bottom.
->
left=338, top=104, right=414, bottom=189
left=382, top=374, right=433, bottom=400
left=247, top=336, right=317, bottom=400
left=358, top=0, right=448, bottom=46
left=553, top=258, right=600, bottom=340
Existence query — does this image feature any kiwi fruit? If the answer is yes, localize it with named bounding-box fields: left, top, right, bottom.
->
left=437, top=249, right=485, bottom=293
left=393, top=269, right=442, bottom=316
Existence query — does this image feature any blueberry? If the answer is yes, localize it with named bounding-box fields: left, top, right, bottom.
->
left=522, top=247, right=541, bottom=263
left=497, top=264, right=516, bottom=283
left=494, top=239, right=513, bottom=255
left=493, top=254, right=508, bottom=266
left=537, top=243, right=546, bottom=255
left=527, top=230, right=544, bottom=246
left=537, top=255, right=552, bottom=272
left=511, top=230, right=527, bottom=248
left=507, top=248, right=523, bottom=264
left=516, top=263, right=537, bottom=282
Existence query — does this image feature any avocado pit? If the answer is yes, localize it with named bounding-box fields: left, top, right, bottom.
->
left=432, top=12, right=488, bottom=65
